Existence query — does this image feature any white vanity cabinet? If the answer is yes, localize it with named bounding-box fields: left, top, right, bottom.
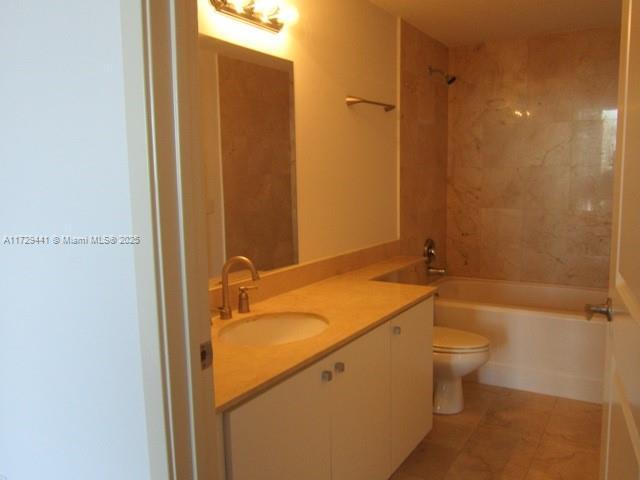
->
left=390, top=297, right=434, bottom=471
left=329, top=323, right=391, bottom=480
left=224, top=297, right=433, bottom=480
left=224, top=359, right=332, bottom=480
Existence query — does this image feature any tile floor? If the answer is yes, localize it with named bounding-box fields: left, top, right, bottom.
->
left=392, top=382, right=603, bottom=480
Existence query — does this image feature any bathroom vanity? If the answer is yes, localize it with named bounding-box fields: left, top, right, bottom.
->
left=211, top=258, right=436, bottom=480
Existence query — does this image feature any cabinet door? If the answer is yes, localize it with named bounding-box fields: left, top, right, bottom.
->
left=330, top=324, right=391, bottom=480
left=390, top=298, right=434, bottom=471
left=224, top=361, right=332, bottom=480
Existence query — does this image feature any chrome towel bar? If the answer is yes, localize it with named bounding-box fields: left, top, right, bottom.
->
left=345, top=95, right=396, bottom=112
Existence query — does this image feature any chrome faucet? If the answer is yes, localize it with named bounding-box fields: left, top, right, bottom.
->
left=424, top=238, right=447, bottom=276
left=219, top=256, right=260, bottom=320
left=424, top=239, right=437, bottom=264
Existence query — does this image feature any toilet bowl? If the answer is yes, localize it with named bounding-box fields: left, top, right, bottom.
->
left=433, top=326, right=490, bottom=415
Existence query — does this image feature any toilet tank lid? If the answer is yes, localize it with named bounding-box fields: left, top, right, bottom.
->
left=433, top=326, right=490, bottom=350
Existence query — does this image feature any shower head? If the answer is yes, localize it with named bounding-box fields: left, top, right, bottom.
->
left=428, top=66, right=457, bottom=85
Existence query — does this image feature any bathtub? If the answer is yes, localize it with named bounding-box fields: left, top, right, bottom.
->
left=376, top=264, right=608, bottom=402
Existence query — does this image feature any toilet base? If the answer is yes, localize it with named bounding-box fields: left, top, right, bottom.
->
left=433, top=377, right=464, bottom=415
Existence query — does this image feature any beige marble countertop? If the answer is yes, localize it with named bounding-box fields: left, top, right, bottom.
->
left=211, top=256, right=437, bottom=412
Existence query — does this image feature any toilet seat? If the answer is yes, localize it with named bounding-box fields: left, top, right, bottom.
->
left=433, top=326, right=489, bottom=354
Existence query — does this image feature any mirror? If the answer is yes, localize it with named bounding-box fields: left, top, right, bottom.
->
left=199, top=38, right=298, bottom=275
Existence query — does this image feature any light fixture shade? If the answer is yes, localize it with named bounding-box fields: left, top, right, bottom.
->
left=211, top=0, right=285, bottom=32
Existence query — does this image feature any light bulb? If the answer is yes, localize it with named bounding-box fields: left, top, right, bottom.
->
left=254, top=0, right=279, bottom=18
left=277, top=4, right=299, bottom=25
left=229, top=0, right=250, bottom=13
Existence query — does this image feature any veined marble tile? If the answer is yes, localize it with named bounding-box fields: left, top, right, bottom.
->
left=565, top=211, right=612, bottom=257
left=445, top=423, right=539, bottom=480
left=564, top=254, right=610, bottom=288
left=392, top=383, right=603, bottom=479
left=521, top=249, right=569, bottom=285
left=392, top=440, right=459, bottom=480
left=447, top=28, right=618, bottom=288
left=522, top=210, right=568, bottom=256
left=569, top=164, right=614, bottom=215
left=400, top=21, right=448, bottom=260
left=522, top=165, right=571, bottom=211
left=571, top=119, right=617, bottom=168
left=480, top=167, right=526, bottom=209
left=545, top=398, right=602, bottom=450
left=525, top=435, right=599, bottom=480
left=480, top=208, right=523, bottom=248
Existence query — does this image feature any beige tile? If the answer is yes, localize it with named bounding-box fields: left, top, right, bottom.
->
left=446, top=234, right=486, bottom=278
left=481, top=245, right=523, bottom=281
left=525, top=435, right=600, bottom=480
left=391, top=440, right=459, bottom=480
left=447, top=28, right=617, bottom=289
left=564, top=254, right=610, bottom=288
left=481, top=208, right=523, bottom=248
left=565, top=211, right=612, bottom=257
left=450, top=381, right=512, bottom=427
left=522, top=210, right=568, bottom=257
left=391, top=474, right=425, bottom=480
left=448, top=166, right=483, bottom=207
left=394, top=385, right=601, bottom=480
left=400, top=20, right=448, bottom=258
left=445, top=423, right=538, bottom=480
left=522, top=166, right=571, bottom=212
left=482, top=121, right=571, bottom=169
left=481, top=122, right=529, bottom=169
left=520, top=250, right=568, bottom=285
left=545, top=398, right=603, bottom=450
left=527, top=32, right=579, bottom=123
left=426, top=415, right=477, bottom=450
left=480, top=167, right=526, bottom=209
left=569, top=165, right=614, bottom=215
left=571, top=120, right=617, bottom=168
left=482, top=390, right=557, bottom=438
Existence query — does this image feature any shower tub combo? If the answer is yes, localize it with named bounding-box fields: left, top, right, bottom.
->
left=377, top=261, right=608, bottom=403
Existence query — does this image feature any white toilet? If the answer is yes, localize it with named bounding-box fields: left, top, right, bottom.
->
left=433, top=326, right=490, bottom=415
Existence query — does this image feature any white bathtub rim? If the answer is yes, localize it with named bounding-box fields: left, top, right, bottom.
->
left=432, top=275, right=608, bottom=295
left=435, top=297, right=608, bottom=324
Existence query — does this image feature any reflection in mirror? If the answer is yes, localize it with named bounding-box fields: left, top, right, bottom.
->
left=200, top=38, right=298, bottom=275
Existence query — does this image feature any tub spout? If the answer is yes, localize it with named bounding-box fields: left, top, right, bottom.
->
left=428, top=267, right=447, bottom=275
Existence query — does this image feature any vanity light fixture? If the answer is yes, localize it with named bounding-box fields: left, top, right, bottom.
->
left=211, top=0, right=297, bottom=32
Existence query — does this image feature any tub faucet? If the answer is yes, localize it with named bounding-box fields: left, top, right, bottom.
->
left=424, top=238, right=437, bottom=265
left=219, top=256, right=260, bottom=320
left=424, top=238, right=447, bottom=275
left=428, top=267, right=447, bottom=275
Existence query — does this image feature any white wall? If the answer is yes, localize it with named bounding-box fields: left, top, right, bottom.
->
left=0, top=2, right=154, bottom=479
left=198, top=0, right=399, bottom=264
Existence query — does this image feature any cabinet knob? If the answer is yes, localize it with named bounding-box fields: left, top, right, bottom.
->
left=321, top=370, right=333, bottom=382
left=334, top=362, right=345, bottom=373
left=393, top=326, right=402, bottom=335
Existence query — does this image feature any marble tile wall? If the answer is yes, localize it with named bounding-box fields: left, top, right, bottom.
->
left=400, top=22, right=449, bottom=261
left=446, top=28, right=619, bottom=288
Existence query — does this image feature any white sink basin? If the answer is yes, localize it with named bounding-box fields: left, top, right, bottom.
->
left=219, top=312, right=329, bottom=346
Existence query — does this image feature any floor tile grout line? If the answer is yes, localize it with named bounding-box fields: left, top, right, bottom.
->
left=522, top=395, right=559, bottom=479
left=437, top=386, right=505, bottom=479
